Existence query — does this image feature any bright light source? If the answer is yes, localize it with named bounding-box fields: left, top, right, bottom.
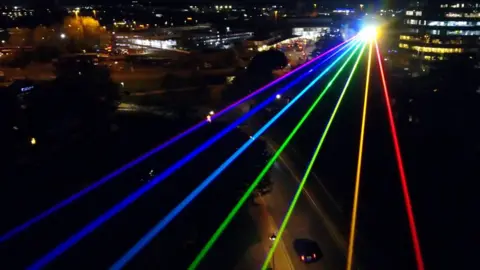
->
left=269, top=233, right=277, bottom=241
left=209, top=110, right=215, bottom=115
left=30, top=137, right=36, bottom=145
left=359, top=26, right=377, bottom=40
left=60, top=33, right=66, bottom=39
left=276, top=94, right=281, bottom=99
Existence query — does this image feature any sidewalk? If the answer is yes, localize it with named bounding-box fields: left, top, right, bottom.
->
left=235, top=197, right=295, bottom=270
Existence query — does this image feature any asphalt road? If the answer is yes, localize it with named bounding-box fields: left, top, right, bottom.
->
left=266, top=144, right=347, bottom=270
left=231, top=125, right=348, bottom=270
left=222, top=45, right=365, bottom=270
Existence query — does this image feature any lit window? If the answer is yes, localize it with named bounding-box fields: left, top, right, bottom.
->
left=426, top=29, right=441, bottom=35
left=406, top=19, right=418, bottom=24
left=428, top=21, right=476, bottom=27
left=445, top=12, right=462, bottom=18
left=411, top=46, right=464, bottom=54
left=446, top=30, right=480, bottom=36
left=464, top=13, right=480, bottom=18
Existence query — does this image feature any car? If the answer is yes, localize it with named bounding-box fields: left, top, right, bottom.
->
left=293, top=239, right=323, bottom=263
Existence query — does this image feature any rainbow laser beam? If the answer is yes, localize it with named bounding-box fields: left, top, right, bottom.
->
left=26, top=40, right=360, bottom=270
left=108, top=38, right=361, bottom=270
left=188, top=41, right=365, bottom=270
left=346, top=40, right=373, bottom=270
left=374, top=41, right=424, bottom=270
left=0, top=36, right=357, bottom=244
left=261, top=42, right=367, bottom=270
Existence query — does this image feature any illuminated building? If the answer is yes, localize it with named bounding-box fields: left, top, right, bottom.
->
left=113, top=25, right=253, bottom=53
left=399, top=2, right=480, bottom=61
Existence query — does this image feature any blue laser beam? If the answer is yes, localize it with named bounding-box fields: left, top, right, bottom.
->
left=0, top=36, right=358, bottom=245
left=109, top=41, right=362, bottom=269
left=26, top=40, right=359, bottom=270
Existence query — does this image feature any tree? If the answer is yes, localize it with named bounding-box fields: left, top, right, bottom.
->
left=7, top=28, right=31, bottom=47
left=32, top=26, right=52, bottom=45
left=247, top=49, right=288, bottom=78
left=314, top=35, right=344, bottom=54
left=63, top=16, right=105, bottom=51
left=24, top=62, right=120, bottom=142
left=221, top=49, right=287, bottom=107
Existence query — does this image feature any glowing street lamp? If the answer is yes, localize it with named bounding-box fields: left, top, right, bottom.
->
left=60, top=33, right=66, bottom=39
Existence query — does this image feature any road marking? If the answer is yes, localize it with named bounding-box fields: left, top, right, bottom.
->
left=266, top=142, right=348, bottom=254
left=310, top=171, right=343, bottom=213
left=273, top=145, right=343, bottom=213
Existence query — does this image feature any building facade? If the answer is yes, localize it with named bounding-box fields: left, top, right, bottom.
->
left=399, top=2, right=480, bottom=61
left=113, top=25, right=253, bottom=53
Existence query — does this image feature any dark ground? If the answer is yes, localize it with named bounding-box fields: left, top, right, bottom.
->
left=0, top=112, right=261, bottom=269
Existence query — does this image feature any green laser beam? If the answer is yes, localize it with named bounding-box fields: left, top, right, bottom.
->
left=261, top=42, right=367, bottom=270
left=188, top=41, right=364, bottom=270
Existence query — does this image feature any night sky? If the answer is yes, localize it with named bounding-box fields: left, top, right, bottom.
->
left=3, top=0, right=458, bottom=13
left=4, top=0, right=406, bottom=8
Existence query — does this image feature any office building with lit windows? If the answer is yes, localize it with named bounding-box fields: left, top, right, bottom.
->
left=399, top=2, right=480, bottom=61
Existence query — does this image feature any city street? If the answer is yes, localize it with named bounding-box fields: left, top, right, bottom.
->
left=229, top=48, right=365, bottom=270
left=234, top=130, right=348, bottom=270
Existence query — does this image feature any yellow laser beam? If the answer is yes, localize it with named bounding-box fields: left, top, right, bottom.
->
left=346, top=40, right=373, bottom=270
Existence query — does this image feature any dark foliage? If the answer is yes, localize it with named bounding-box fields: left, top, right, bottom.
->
left=1, top=63, right=120, bottom=168
left=247, top=49, right=288, bottom=77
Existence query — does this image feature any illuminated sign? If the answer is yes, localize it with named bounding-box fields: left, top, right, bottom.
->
left=21, top=86, right=34, bottom=92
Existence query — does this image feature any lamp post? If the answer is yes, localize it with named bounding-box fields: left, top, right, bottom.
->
left=269, top=233, right=277, bottom=270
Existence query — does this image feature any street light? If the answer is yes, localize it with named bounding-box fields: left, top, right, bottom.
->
left=269, top=233, right=277, bottom=270
left=60, top=33, right=66, bottom=39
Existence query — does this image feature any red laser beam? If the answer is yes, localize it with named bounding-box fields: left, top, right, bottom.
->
left=374, top=40, right=425, bottom=270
